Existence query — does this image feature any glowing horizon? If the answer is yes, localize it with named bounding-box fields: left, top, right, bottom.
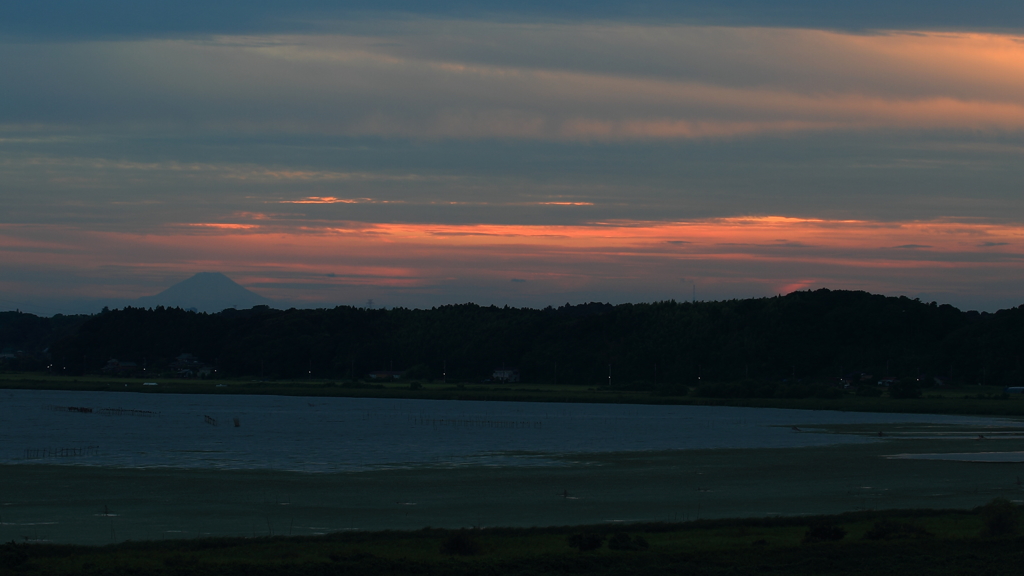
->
left=1, top=215, right=1020, bottom=313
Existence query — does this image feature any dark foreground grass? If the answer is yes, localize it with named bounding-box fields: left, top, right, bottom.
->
left=4, top=508, right=1022, bottom=575
left=3, top=373, right=1024, bottom=417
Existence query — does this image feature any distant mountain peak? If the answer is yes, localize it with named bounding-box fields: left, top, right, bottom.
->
left=136, top=272, right=273, bottom=313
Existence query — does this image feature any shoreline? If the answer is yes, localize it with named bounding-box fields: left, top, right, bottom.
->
left=3, top=372, right=1024, bottom=417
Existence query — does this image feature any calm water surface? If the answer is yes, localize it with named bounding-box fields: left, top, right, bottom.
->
left=0, top=389, right=1015, bottom=471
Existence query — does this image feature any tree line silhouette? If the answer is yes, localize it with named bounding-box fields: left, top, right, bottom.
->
left=2, top=289, right=1022, bottom=387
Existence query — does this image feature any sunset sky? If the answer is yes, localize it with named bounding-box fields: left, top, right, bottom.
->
left=2, top=1, right=1023, bottom=314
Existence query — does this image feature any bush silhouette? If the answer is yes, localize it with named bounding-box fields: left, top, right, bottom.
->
left=567, top=532, right=604, bottom=551
left=802, top=523, right=846, bottom=543
left=979, top=498, right=1020, bottom=537
left=440, top=531, right=482, bottom=555
left=607, top=532, right=649, bottom=551
left=863, top=519, right=932, bottom=540
left=1, top=541, right=28, bottom=569
left=438, top=528, right=481, bottom=553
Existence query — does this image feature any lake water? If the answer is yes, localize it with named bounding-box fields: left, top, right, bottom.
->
left=0, top=389, right=1015, bottom=471
left=2, top=389, right=1023, bottom=544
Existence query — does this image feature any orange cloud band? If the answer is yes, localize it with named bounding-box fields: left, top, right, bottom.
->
left=1, top=217, right=1021, bottom=305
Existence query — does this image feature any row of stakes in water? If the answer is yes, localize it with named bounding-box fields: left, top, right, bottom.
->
left=411, top=416, right=543, bottom=429
left=44, top=405, right=158, bottom=416
left=205, top=415, right=241, bottom=427
left=24, top=446, right=100, bottom=459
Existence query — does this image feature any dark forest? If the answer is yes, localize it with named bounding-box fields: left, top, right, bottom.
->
left=2, top=289, right=1022, bottom=387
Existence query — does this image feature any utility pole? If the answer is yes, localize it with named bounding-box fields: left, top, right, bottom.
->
left=608, top=364, right=612, bottom=388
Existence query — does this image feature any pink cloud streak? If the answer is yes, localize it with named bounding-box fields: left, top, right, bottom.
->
left=1, top=217, right=1020, bottom=306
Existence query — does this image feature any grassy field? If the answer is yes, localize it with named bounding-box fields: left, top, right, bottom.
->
left=2, top=371, right=1023, bottom=416
left=4, top=507, right=1022, bottom=575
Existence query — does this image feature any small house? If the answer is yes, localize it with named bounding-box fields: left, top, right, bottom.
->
left=170, top=353, right=212, bottom=378
left=492, top=367, right=520, bottom=383
left=102, top=359, right=139, bottom=376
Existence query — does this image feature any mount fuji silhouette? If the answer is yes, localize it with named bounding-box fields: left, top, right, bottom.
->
left=135, top=272, right=274, bottom=313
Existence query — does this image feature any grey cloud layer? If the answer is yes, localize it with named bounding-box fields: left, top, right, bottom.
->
left=5, top=24, right=1024, bottom=140
left=5, top=131, right=1024, bottom=231
left=3, top=1, right=1023, bottom=39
